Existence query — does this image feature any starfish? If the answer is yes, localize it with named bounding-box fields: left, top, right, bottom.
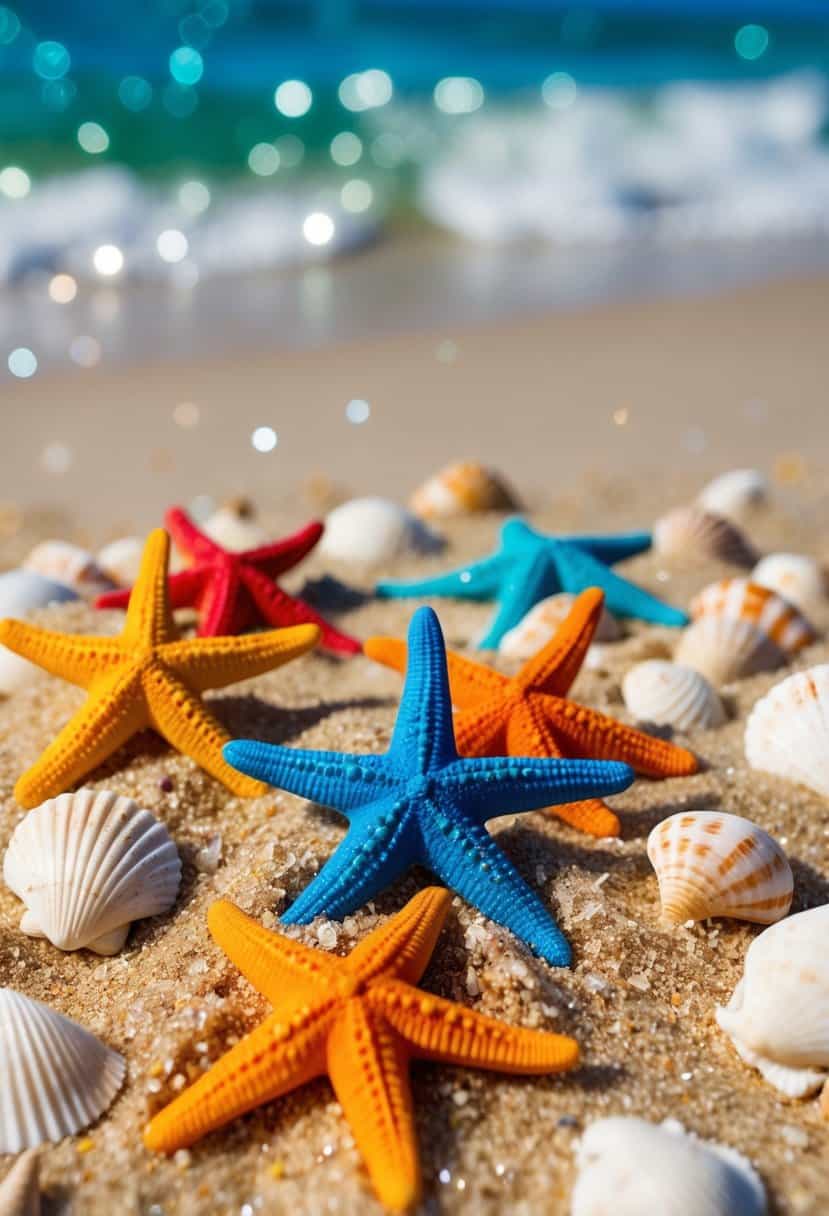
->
left=375, top=517, right=688, bottom=649
left=223, top=606, right=634, bottom=966
left=96, top=506, right=360, bottom=656
left=365, top=588, right=698, bottom=839
left=0, top=529, right=320, bottom=809
left=143, top=887, right=579, bottom=1209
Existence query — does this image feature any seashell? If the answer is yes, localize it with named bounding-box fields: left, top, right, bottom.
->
left=622, top=660, right=725, bottom=731
left=0, top=571, right=78, bottom=696
left=674, top=578, right=815, bottom=685
left=0, top=987, right=125, bottom=1151
left=652, top=505, right=757, bottom=568
left=499, top=593, right=620, bottom=659
left=96, top=536, right=144, bottom=587
left=23, top=541, right=115, bottom=598
left=744, top=664, right=829, bottom=798
left=410, top=461, right=519, bottom=520
left=570, top=1116, right=766, bottom=1216
left=751, top=553, right=828, bottom=624
left=716, top=905, right=829, bottom=1098
left=3, top=789, right=181, bottom=955
left=697, top=468, right=769, bottom=523
left=203, top=499, right=266, bottom=552
left=320, top=497, right=445, bottom=564
left=0, top=1150, right=40, bottom=1216
left=647, top=811, right=792, bottom=925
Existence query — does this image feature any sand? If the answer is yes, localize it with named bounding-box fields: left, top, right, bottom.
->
left=1, top=476, right=829, bottom=1215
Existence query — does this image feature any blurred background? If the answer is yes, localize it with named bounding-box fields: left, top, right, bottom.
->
left=2, top=0, right=829, bottom=534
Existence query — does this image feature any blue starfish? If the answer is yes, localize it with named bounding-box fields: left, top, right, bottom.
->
left=223, top=606, right=633, bottom=967
left=375, top=517, right=688, bottom=649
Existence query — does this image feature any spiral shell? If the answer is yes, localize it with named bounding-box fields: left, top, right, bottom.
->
left=647, top=811, right=792, bottom=925
left=0, top=1150, right=40, bottom=1216
left=751, top=553, right=828, bottom=624
left=744, top=664, right=829, bottom=798
left=653, top=505, right=757, bottom=568
left=0, top=571, right=78, bottom=695
left=716, top=905, right=829, bottom=1098
left=410, top=461, right=519, bottom=519
left=23, top=541, right=115, bottom=598
left=0, top=988, right=125, bottom=1151
left=321, top=497, right=444, bottom=564
left=697, top=468, right=769, bottom=523
left=499, top=593, right=620, bottom=659
left=3, top=789, right=181, bottom=955
left=622, top=660, right=725, bottom=731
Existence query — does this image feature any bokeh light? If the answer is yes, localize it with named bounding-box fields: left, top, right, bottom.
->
left=41, top=441, right=72, bottom=473
left=434, top=77, right=485, bottom=115
left=118, top=75, right=153, bottom=112
left=275, top=134, right=304, bottom=167
left=303, top=212, right=335, bottom=246
left=338, top=69, right=393, bottom=112
left=251, top=426, right=277, bottom=452
left=735, top=24, right=770, bottom=61
left=178, top=180, right=211, bottom=214
left=48, top=274, right=77, bottom=304
left=77, top=122, right=110, bottom=154
left=330, top=132, right=362, bottom=166
left=542, top=72, right=578, bottom=110
left=274, top=80, right=312, bottom=118
left=93, top=244, right=124, bottom=276
left=33, top=41, right=70, bottom=81
left=173, top=401, right=200, bottom=428
left=0, top=6, right=20, bottom=44
left=248, top=142, right=279, bottom=175
left=341, top=178, right=373, bottom=212
left=0, top=166, right=30, bottom=199
left=69, top=336, right=102, bottom=367
left=345, top=398, right=370, bottom=424
left=169, top=46, right=204, bottom=85
left=8, top=348, right=37, bottom=378
left=156, top=229, right=189, bottom=263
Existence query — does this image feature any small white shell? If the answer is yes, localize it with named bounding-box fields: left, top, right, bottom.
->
left=751, top=553, right=828, bottom=624
left=647, top=811, right=792, bottom=925
left=3, top=789, right=181, bottom=955
left=744, top=664, right=829, bottom=798
left=23, top=541, right=115, bottom=598
left=203, top=504, right=267, bottom=552
left=499, top=593, right=621, bottom=659
left=622, top=660, right=725, bottom=731
left=697, top=468, right=769, bottom=523
left=96, top=537, right=144, bottom=587
left=410, top=461, right=518, bottom=519
left=0, top=571, right=78, bottom=695
left=0, top=988, right=125, bottom=1151
left=571, top=1117, right=766, bottom=1216
left=321, top=497, right=444, bottom=564
left=0, top=1150, right=40, bottom=1216
left=653, top=505, right=757, bottom=568
left=716, top=905, right=829, bottom=1098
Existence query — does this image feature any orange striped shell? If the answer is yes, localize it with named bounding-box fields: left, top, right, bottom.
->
left=410, top=461, right=519, bottom=519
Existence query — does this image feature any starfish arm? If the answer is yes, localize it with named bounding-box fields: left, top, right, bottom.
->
left=95, top=567, right=207, bottom=616
left=364, top=636, right=510, bottom=709
left=207, top=900, right=340, bottom=1012
left=561, top=531, right=653, bottom=565
left=145, top=670, right=266, bottom=798
left=0, top=620, right=124, bottom=689
left=541, top=694, right=699, bottom=778
left=160, top=624, right=319, bottom=691
left=327, top=999, right=420, bottom=1212
left=122, top=529, right=177, bottom=648
left=222, top=740, right=394, bottom=811
left=375, top=552, right=509, bottom=602
left=13, top=670, right=145, bottom=808
left=371, top=978, right=579, bottom=1074
left=439, top=755, right=634, bottom=821
left=164, top=505, right=222, bottom=563
left=453, top=698, right=511, bottom=757
left=419, top=802, right=572, bottom=966
left=388, top=608, right=458, bottom=773
left=144, top=1007, right=330, bottom=1154
left=345, top=886, right=451, bottom=987
left=516, top=587, right=604, bottom=697
left=477, top=552, right=560, bottom=649
left=241, top=568, right=360, bottom=655
left=552, top=545, right=688, bottom=627
left=243, top=519, right=324, bottom=578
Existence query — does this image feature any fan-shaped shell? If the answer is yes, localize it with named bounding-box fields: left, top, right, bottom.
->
left=571, top=1117, right=766, bottom=1216
left=0, top=571, right=78, bottom=695
left=499, top=593, right=620, bottom=659
left=23, top=541, right=114, bottom=598
left=647, top=811, right=792, bottom=925
left=744, top=665, right=829, bottom=798
left=653, top=505, right=757, bottom=568
left=0, top=1150, right=40, bottom=1216
left=623, top=660, right=725, bottom=731
left=410, top=461, right=519, bottom=519
left=751, top=553, right=828, bottom=624
left=320, top=497, right=444, bottom=564
left=3, top=789, right=181, bottom=955
left=697, top=468, right=769, bottom=523
left=203, top=501, right=266, bottom=552
left=716, top=905, right=829, bottom=1097
left=674, top=579, right=815, bottom=685
left=0, top=988, right=125, bottom=1151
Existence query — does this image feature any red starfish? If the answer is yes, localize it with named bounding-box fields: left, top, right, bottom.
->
left=96, top=507, right=360, bottom=655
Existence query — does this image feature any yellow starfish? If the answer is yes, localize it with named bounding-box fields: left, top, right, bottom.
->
left=144, top=887, right=579, bottom=1210
left=0, top=529, right=320, bottom=808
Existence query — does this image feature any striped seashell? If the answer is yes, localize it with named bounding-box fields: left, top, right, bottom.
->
left=499, top=593, right=620, bottom=659
left=0, top=571, right=78, bottom=696
left=751, top=553, right=828, bottom=624
left=571, top=1117, right=766, bottom=1216
left=622, top=660, right=725, bottom=731
left=321, top=497, right=444, bottom=564
left=0, top=1150, right=40, bottom=1216
left=652, top=505, right=757, bottom=568
left=23, top=541, right=115, bottom=598
left=647, top=811, right=792, bottom=925
left=744, top=665, right=829, bottom=798
left=410, top=461, right=519, bottom=520
left=0, top=988, right=125, bottom=1151
left=716, top=905, right=829, bottom=1098
left=697, top=468, right=769, bottom=523
left=674, top=578, right=815, bottom=685
left=4, top=789, right=181, bottom=955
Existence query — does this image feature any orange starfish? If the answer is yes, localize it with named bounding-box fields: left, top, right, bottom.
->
left=0, top=529, right=319, bottom=808
left=144, top=887, right=578, bottom=1210
left=365, top=588, right=698, bottom=838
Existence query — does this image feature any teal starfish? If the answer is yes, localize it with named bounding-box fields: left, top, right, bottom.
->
left=224, top=606, right=633, bottom=966
left=375, top=517, right=688, bottom=648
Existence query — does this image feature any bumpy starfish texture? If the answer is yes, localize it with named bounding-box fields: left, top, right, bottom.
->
left=96, top=506, right=359, bottom=655
left=223, top=606, right=634, bottom=966
left=143, top=887, right=579, bottom=1210
left=365, top=588, right=698, bottom=839
left=0, top=529, right=320, bottom=808
left=375, top=517, right=687, bottom=648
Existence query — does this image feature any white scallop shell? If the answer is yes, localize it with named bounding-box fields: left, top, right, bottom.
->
left=499, top=593, right=621, bottom=659
left=716, top=905, right=829, bottom=1097
left=751, top=553, right=828, bottom=624
left=622, top=660, right=725, bottom=731
left=23, top=541, right=115, bottom=598
left=571, top=1117, right=766, bottom=1216
left=697, top=468, right=769, bottom=523
left=0, top=1150, right=40, bottom=1216
left=744, top=665, right=829, bottom=798
left=203, top=505, right=267, bottom=552
left=0, top=988, right=125, bottom=1151
left=410, top=461, right=518, bottom=519
left=647, top=811, right=792, bottom=925
left=3, top=789, right=181, bottom=955
left=320, top=497, right=445, bottom=564
left=0, top=571, right=78, bottom=696
left=653, top=505, right=757, bottom=568
left=96, top=537, right=144, bottom=587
